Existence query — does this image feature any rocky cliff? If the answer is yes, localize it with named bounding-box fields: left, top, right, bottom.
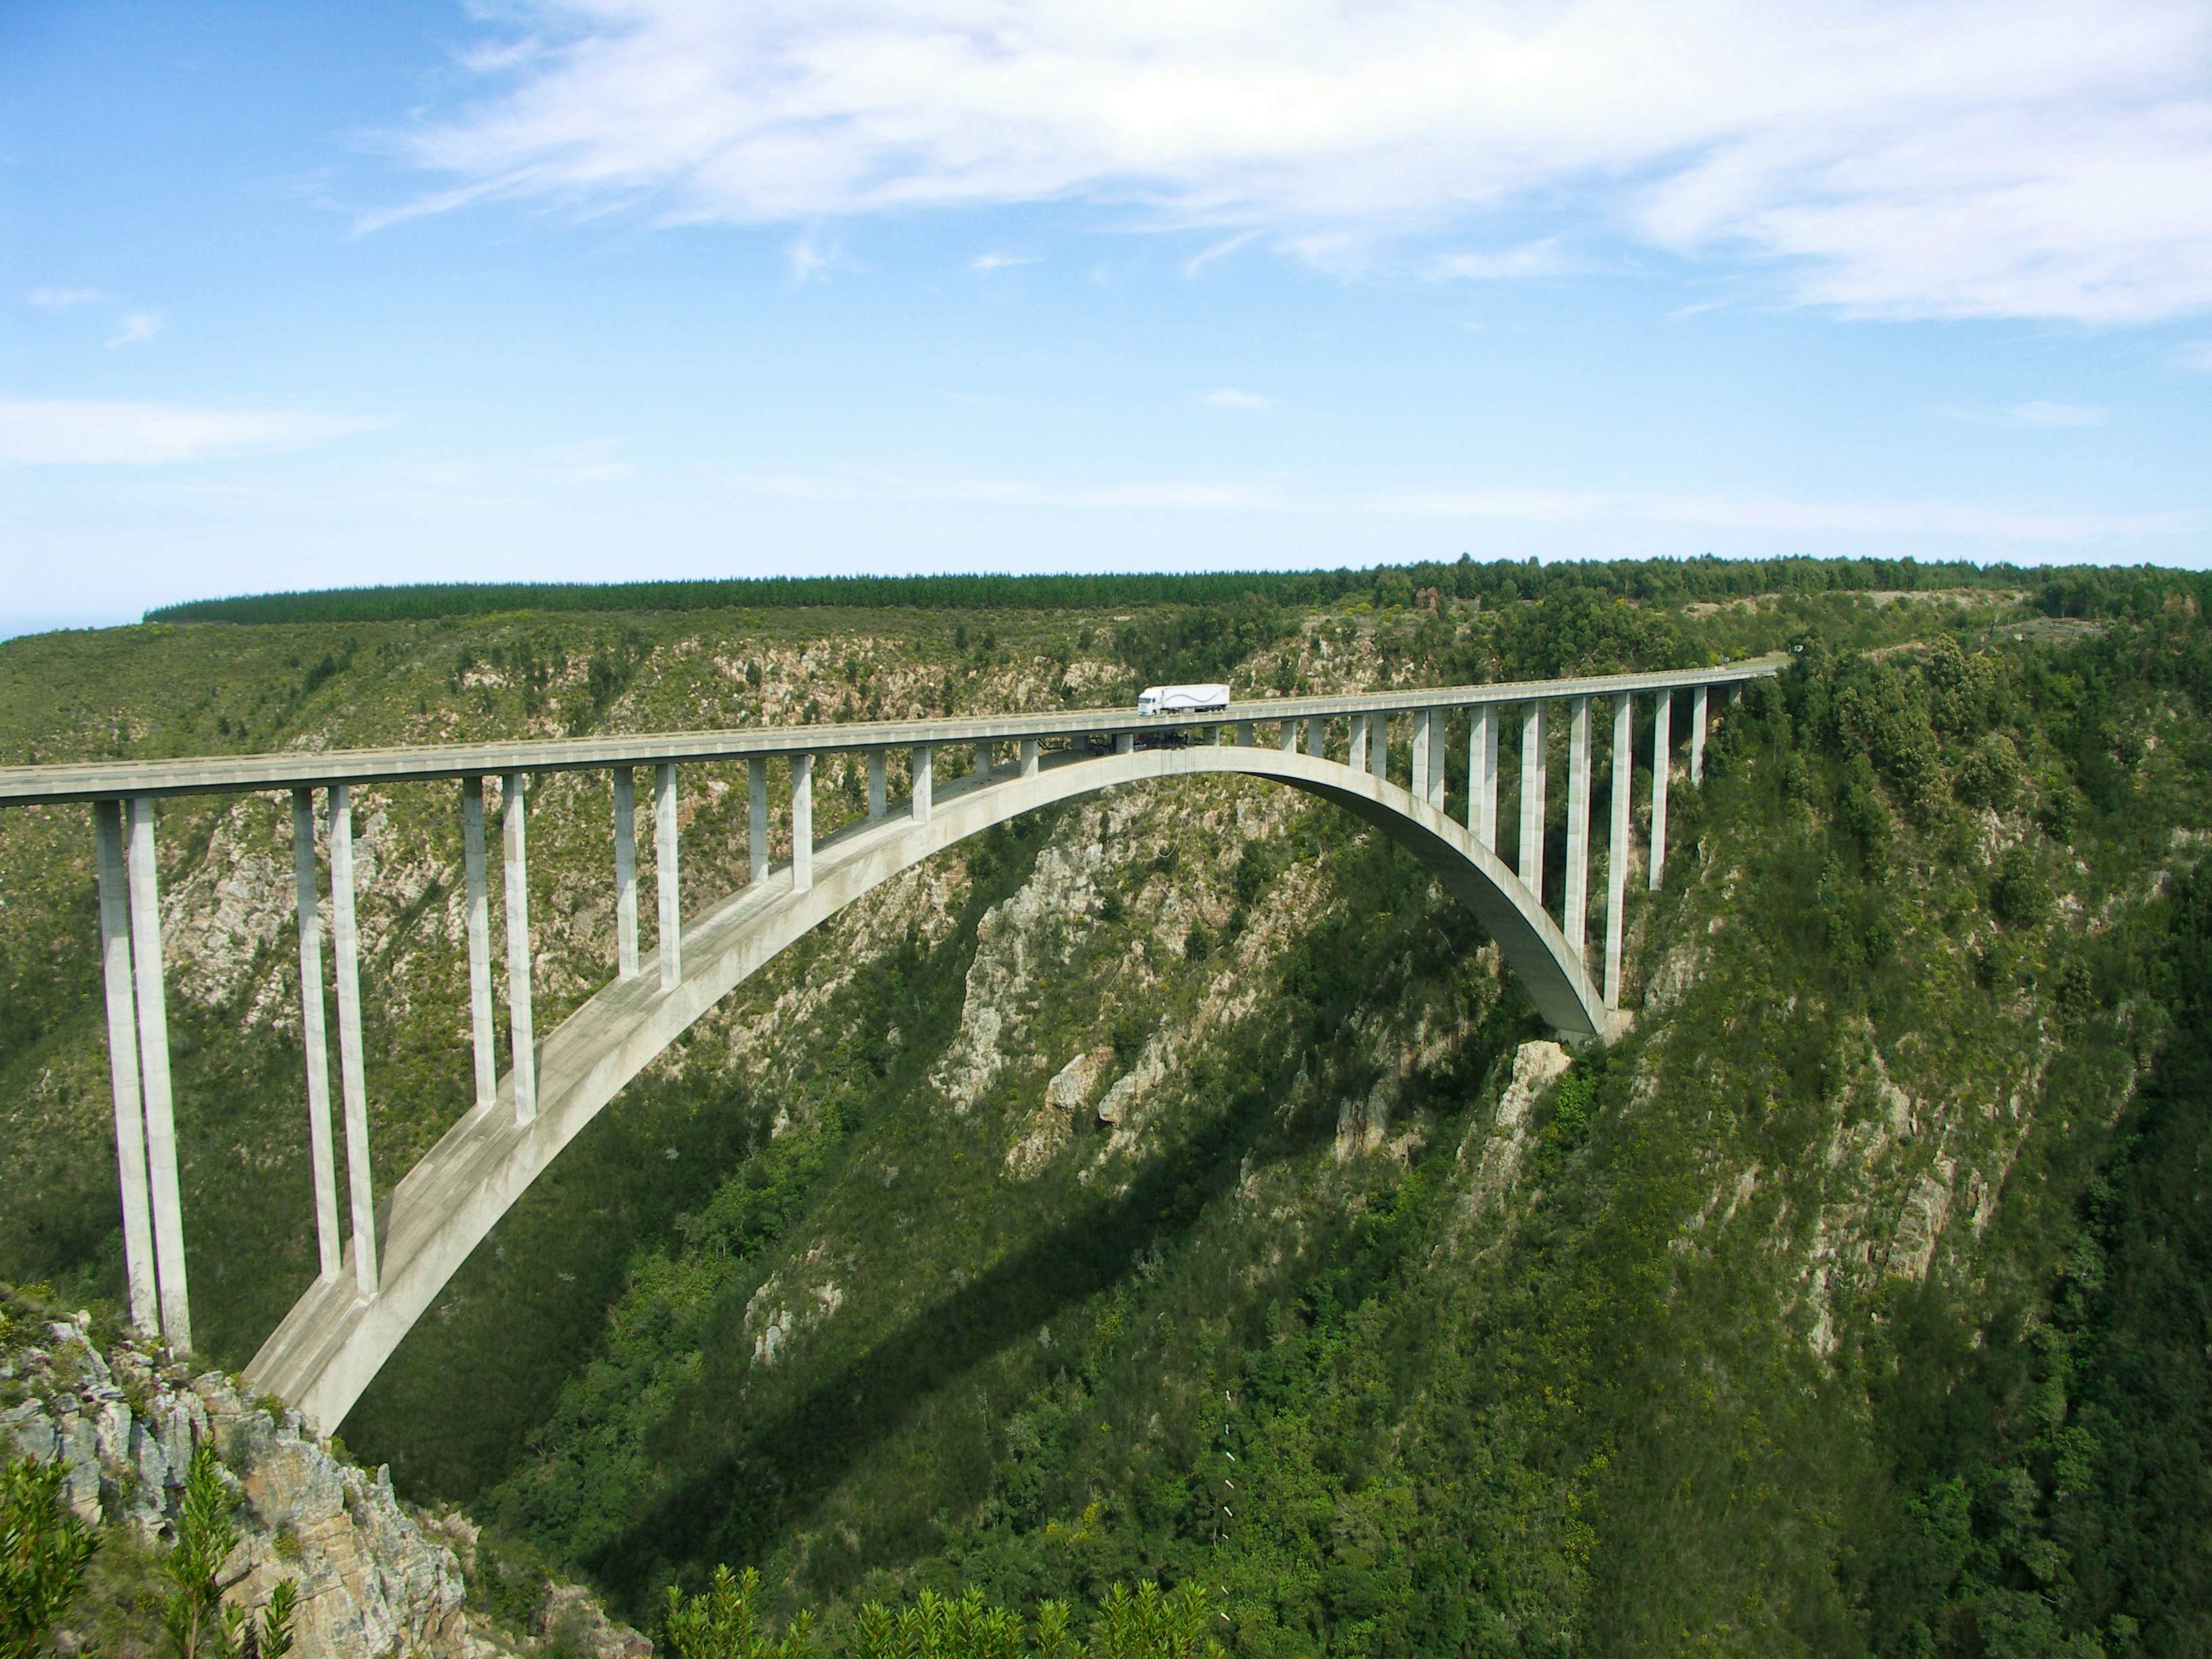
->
left=0, top=1294, right=643, bottom=1659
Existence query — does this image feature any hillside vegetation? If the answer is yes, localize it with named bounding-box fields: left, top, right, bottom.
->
left=2, top=560, right=2208, bottom=1656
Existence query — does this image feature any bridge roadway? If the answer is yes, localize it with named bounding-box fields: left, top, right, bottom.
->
left=0, top=653, right=1782, bottom=1412
left=0, top=657, right=1781, bottom=804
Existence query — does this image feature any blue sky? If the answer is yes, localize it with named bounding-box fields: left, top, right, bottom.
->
left=3, top=0, right=2209, bottom=636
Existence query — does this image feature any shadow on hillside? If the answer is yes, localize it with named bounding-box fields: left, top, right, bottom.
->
left=581, top=1028, right=1343, bottom=1609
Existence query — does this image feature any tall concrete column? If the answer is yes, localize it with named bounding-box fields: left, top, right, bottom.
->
left=1471, top=705, right=1499, bottom=850
left=653, top=764, right=681, bottom=990
left=912, top=746, right=933, bottom=823
left=1278, top=721, right=1298, bottom=754
left=93, top=801, right=158, bottom=1334
left=1116, top=733, right=1135, bottom=755
left=125, top=797, right=190, bottom=1348
left=1349, top=716, right=1369, bottom=772
left=1650, top=692, right=1673, bottom=891
left=501, top=773, right=536, bottom=1127
left=610, top=770, right=638, bottom=981
left=972, top=742, right=991, bottom=780
left=1605, top=695, right=1633, bottom=1005
left=1519, top=706, right=1547, bottom=904
left=327, top=785, right=378, bottom=1298
left=1368, top=713, right=1389, bottom=781
left=1305, top=718, right=1324, bottom=758
left=868, top=750, right=888, bottom=819
left=750, top=758, right=770, bottom=879
left=1426, top=710, right=1447, bottom=810
left=1563, top=697, right=1591, bottom=957
left=792, top=754, right=814, bottom=894
left=462, top=781, right=499, bottom=1101
left=291, top=790, right=341, bottom=1282
left=1237, top=720, right=1254, bottom=746
left=1020, top=738, right=1040, bottom=778
left=1411, top=710, right=1431, bottom=800
left=1690, top=685, right=1709, bottom=785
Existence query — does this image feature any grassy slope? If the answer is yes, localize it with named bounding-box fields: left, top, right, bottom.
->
left=3, top=575, right=2206, bottom=1654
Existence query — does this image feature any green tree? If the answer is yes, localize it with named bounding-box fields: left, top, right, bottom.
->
left=1, top=1456, right=98, bottom=1659
left=662, top=1565, right=816, bottom=1659
left=160, top=1444, right=295, bottom=1659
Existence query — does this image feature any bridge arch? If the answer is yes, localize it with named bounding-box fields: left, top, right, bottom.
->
left=244, top=742, right=1619, bottom=1430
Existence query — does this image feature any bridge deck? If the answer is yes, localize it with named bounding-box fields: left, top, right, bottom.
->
left=0, top=657, right=1782, bottom=806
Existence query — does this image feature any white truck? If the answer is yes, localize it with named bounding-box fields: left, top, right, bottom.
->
left=1136, top=683, right=1231, bottom=716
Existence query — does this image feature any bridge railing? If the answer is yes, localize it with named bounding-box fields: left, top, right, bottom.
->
left=0, top=657, right=1780, bottom=1355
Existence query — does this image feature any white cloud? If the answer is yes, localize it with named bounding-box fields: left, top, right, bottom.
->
left=104, top=312, right=161, bottom=348
left=1202, top=388, right=1273, bottom=410
left=787, top=230, right=832, bottom=283
left=376, top=0, right=2212, bottom=324
left=0, top=399, right=385, bottom=464
left=532, top=438, right=635, bottom=483
left=971, top=251, right=1038, bottom=272
left=718, top=468, right=2186, bottom=545
left=1938, top=400, right=2111, bottom=428
left=26, top=287, right=104, bottom=309
left=1427, top=239, right=1582, bottom=281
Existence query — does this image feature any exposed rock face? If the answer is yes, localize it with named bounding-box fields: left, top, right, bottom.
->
left=1450, top=1040, right=1572, bottom=1237
left=0, top=1311, right=640, bottom=1659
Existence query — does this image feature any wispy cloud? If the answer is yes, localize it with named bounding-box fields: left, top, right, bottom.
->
left=26, top=287, right=104, bottom=309
left=971, top=251, right=1038, bottom=272
left=104, top=312, right=162, bottom=348
left=532, top=438, right=634, bottom=483
left=787, top=230, right=834, bottom=283
left=1183, top=231, right=1260, bottom=278
left=1201, top=388, right=1273, bottom=411
left=1938, top=400, right=2110, bottom=428
left=373, top=0, right=2212, bottom=323
left=1427, top=239, right=1582, bottom=281
left=716, top=468, right=2186, bottom=546
left=0, top=399, right=386, bottom=464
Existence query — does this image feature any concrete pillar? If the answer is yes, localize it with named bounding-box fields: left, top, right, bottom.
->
left=972, top=741, right=991, bottom=780
left=1606, top=695, right=1633, bottom=1005
left=1650, top=692, right=1673, bottom=890
left=1411, top=710, right=1431, bottom=800
left=1349, top=715, right=1368, bottom=773
left=792, top=754, right=814, bottom=893
left=1305, top=718, right=1324, bottom=758
left=93, top=801, right=158, bottom=1334
left=610, top=770, right=639, bottom=981
left=462, top=780, right=499, bottom=1101
left=1427, top=710, right=1447, bottom=810
left=501, top=773, right=536, bottom=1128
left=912, top=746, right=933, bottom=823
left=1020, top=738, right=1040, bottom=778
left=1278, top=720, right=1298, bottom=754
left=868, top=750, right=888, bottom=820
left=1368, top=713, right=1389, bottom=781
left=125, top=798, right=190, bottom=1348
left=1471, top=705, right=1499, bottom=851
left=291, top=790, right=341, bottom=1282
left=750, top=757, right=770, bottom=879
left=654, top=764, right=681, bottom=990
left=1116, top=733, right=1135, bottom=756
left=1563, top=697, right=1591, bottom=958
left=1519, top=706, right=1547, bottom=904
left=1690, top=685, right=1709, bottom=785
left=327, top=785, right=378, bottom=1298
left=1237, top=720, right=1254, bottom=746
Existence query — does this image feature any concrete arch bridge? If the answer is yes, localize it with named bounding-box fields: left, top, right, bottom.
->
left=0, top=657, right=1777, bottom=1431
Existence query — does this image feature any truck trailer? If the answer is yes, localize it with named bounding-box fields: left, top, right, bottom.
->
left=1136, top=683, right=1231, bottom=716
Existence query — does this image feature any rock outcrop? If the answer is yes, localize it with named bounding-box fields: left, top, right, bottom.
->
left=0, top=1306, right=642, bottom=1659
